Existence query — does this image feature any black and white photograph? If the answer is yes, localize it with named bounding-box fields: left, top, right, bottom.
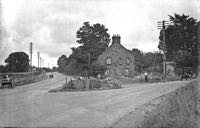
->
left=0, top=0, right=200, bottom=127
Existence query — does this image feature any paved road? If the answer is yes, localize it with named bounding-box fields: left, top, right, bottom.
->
left=0, top=73, right=190, bottom=127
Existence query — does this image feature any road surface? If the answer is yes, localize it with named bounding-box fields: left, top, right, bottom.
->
left=0, top=73, right=190, bottom=127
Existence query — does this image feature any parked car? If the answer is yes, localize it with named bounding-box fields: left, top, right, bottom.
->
left=1, top=75, right=15, bottom=88
left=49, top=74, right=53, bottom=78
left=180, top=72, right=191, bottom=80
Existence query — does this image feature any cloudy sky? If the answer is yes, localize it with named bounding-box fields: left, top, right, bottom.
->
left=1, top=0, right=200, bottom=67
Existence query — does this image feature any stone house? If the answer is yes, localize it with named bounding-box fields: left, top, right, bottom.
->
left=96, top=35, right=135, bottom=77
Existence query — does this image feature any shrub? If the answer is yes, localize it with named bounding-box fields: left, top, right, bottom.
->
left=88, top=63, right=107, bottom=78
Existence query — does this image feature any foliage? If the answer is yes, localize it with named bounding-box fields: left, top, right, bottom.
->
left=158, top=13, right=198, bottom=72
left=88, top=63, right=107, bottom=77
left=57, top=55, right=68, bottom=72
left=42, top=67, right=52, bottom=72
left=72, top=22, right=110, bottom=64
left=132, top=49, right=163, bottom=73
left=64, top=59, right=80, bottom=76
left=0, top=65, right=7, bottom=73
left=5, top=52, right=29, bottom=72
left=52, top=67, right=57, bottom=72
left=57, top=22, right=110, bottom=75
left=132, top=48, right=144, bottom=72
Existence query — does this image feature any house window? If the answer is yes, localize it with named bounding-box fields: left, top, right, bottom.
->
left=118, top=58, right=123, bottom=65
left=126, top=58, right=130, bottom=65
left=124, top=69, right=129, bottom=76
left=106, top=58, right=112, bottom=65
left=105, top=69, right=110, bottom=76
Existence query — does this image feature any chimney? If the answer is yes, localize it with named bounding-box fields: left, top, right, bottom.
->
left=112, top=34, right=121, bottom=44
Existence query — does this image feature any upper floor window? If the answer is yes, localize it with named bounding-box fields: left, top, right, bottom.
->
left=126, top=58, right=130, bottom=65
left=118, top=58, right=123, bottom=65
left=106, top=58, right=112, bottom=65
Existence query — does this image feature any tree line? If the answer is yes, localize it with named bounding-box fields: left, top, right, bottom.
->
left=158, top=13, right=199, bottom=73
left=0, top=52, right=29, bottom=73
left=0, top=13, right=198, bottom=75
left=57, top=22, right=163, bottom=76
left=0, top=52, right=55, bottom=73
left=58, top=13, right=199, bottom=76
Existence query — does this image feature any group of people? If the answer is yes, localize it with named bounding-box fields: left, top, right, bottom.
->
left=144, top=71, right=196, bottom=82
left=180, top=72, right=196, bottom=80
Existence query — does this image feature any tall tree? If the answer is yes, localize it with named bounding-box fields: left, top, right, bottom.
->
left=158, top=13, right=198, bottom=71
left=57, top=55, right=68, bottom=72
left=0, top=65, right=7, bottom=73
left=5, top=52, right=29, bottom=72
left=132, top=48, right=144, bottom=72
left=143, top=52, right=155, bottom=69
left=73, top=22, right=110, bottom=64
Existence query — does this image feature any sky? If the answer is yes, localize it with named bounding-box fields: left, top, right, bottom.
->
left=0, top=0, right=200, bottom=68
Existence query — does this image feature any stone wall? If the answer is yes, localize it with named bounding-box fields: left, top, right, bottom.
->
left=113, top=80, right=199, bottom=128
left=0, top=72, right=48, bottom=87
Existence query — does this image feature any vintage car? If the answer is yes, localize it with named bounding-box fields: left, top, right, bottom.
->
left=49, top=74, right=54, bottom=78
left=180, top=72, right=192, bottom=80
left=0, top=75, right=15, bottom=88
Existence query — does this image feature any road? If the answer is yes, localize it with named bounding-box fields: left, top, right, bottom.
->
left=0, top=73, right=190, bottom=127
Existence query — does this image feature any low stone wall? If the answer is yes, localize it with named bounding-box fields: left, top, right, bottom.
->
left=113, top=80, right=199, bottom=128
left=0, top=72, right=48, bottom=87
left=13, top=74, right=48, bottom=86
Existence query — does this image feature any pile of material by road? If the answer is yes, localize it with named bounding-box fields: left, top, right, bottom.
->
left=49, top=77, right=121, bottom=92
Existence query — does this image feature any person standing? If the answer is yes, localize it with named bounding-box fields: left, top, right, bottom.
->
left=145, top=72, right=148, bottom=82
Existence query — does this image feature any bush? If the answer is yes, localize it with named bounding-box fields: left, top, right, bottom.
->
left=64, top=59, right=81, bottom=76
left=88, top=63, right=107, bottom=78
left=64, top=64, right=80, bottom=76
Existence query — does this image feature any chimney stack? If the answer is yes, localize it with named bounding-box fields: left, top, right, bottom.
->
left=112, top=34, right=121, bottom=44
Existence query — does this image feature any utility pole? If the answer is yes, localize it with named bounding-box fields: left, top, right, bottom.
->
left=158, top=20, right=171, bottom=81
left=162, top=20, right=166, bottom=81
left=29, top=42, right=33, bottom=72
left=40, top=57, right=42, bottom=68
left=42, top=58, right=44, bottom=68
left=38, top=51, right=40, bottom=68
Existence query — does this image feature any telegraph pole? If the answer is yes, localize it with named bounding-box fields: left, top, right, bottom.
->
left=162, top=20, right=166, bottom=81
left=42, top=58, right=44, bottom=68
left=40, top=57, right=42, bottom=68
left=158, top=20, right=171, bottom=81
left=38, top=51, right=40, bottom=68
left=29, top=42, right=33, bottom=72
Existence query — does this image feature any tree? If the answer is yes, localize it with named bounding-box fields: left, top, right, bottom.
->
left=88, top=63, right=107, bottom=78
left=73, top=22, right=110, bottom=64
left=158, top=13, right=198, bottom=72
left=132, top=49, right=163, bottom=73
left=132, top=48, right=144, bottom=72
left=0, top=65, right=7, bottom=73
left=57, top=55, right=68, bottom=72
left=64, top=22, right=110, bottom=75
left=5, top=52, right=29, bottom=72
